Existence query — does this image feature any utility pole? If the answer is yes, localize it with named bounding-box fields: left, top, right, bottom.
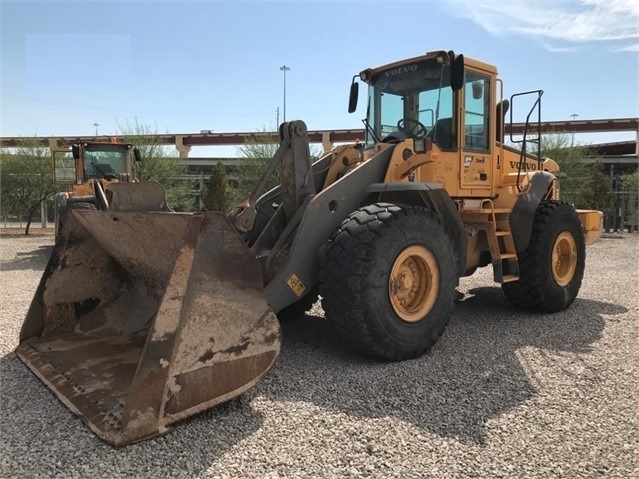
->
left=280, top=65, right=290, bottom=122
left=570, top=113, right=578, bottom=145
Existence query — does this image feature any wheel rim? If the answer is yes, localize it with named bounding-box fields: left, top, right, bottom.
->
left=389, top=245, right=439, bottom=323
left=551, top=231, right=577, bottom=286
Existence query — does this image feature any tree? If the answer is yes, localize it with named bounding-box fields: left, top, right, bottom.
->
left=201, top=161, right=230, bottom=212
left=233, top=128, right=323, bottom=204
left=117, top=120, right=194, bottom=211
left=233, top=130, right=282, bottom=204
left=0, top=140, right=62, bottom=235
left=540, top=134, right=591, bottom=206
left=579, top=161, right=613, bottom=210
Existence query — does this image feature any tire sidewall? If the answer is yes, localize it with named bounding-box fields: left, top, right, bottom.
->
left=532, top=203, right=585, bottom=309
left=359, top=208, right=457, bottom=353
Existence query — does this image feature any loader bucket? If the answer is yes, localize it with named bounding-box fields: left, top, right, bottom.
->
left=16, top=210, right=280, bottom=446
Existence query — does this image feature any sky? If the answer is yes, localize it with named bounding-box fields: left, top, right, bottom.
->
left=1, top=0, right=638, bottom=157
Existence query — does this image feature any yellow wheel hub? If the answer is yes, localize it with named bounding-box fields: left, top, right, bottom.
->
left=551, top=231, right=577, bottom=286
left=389, top=245, right=439, bottom=323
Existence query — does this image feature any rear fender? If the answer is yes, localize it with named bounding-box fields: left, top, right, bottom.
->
left=511, top=171, right=555, bottom=251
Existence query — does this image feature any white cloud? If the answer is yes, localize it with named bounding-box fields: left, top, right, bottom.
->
left=540, top=43, right=581, bottom=53
left=450, top=0, right=639, bottom=49
left=618, top=43, right=639, bottom=52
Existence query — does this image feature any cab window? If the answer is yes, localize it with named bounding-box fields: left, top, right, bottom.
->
left=464, top=72, right=490, bottom=151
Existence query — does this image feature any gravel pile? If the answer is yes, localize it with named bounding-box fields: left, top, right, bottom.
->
left=1, top=234, right=637, bottom=478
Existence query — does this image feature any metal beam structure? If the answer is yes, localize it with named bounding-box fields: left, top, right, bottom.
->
left=2, top=117, right=637, bottom=151
left=588, top=140, right=637, bottom=156
left=0, top=129, right=364, bottom=149
left=507, top=117, right=638, bottom=135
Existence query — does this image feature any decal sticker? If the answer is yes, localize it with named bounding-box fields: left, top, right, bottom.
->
left=287, top=273, right=306, bottom=297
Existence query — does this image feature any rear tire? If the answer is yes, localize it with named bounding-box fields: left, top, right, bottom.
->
left=320, top=203, right=458, bottom=361
left=502, top=200, right=585, bottom=313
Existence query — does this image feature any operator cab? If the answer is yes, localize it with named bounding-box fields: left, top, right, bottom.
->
left=51, top=141, right=138, bottom=185
left=81, top=143, right=130, bottom=180
left=349, top=51, right=508, bottom=194
left=349, top=52, right=463, bottom=151
left=349, top=50, right=493, bottom=157
left=366, top=58, right=454, bottom=149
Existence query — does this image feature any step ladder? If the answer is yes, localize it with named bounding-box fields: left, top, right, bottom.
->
left=463, top=200, right=520, bottom=283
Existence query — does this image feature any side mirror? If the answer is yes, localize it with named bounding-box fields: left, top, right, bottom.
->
left=348, top=80, right=359, bottom=113
left=134, top=148, right=142, bottom=162
left=72, top=144, right=80, bottom=160
left=472, top=81, right=483, bottom=99
left=450, top=51, right=464, bottom=92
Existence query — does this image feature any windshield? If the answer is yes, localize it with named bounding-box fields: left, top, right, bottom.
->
left=83, top=145, right=129, bottom=179
left=365, top=59, right=454, bottom=150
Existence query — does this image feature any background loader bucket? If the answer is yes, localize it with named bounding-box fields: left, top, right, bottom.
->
left=16, top=210, right=280, bottom=446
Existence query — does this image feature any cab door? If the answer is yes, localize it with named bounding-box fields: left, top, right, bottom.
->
left=459, top=70, right=493, bottom=193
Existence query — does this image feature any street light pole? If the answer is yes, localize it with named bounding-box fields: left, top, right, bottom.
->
left=570, top=113, right=578, bottom=145
left=93, top=123, right=99, bottom=136
left=280, top=65, right=290, bottom=123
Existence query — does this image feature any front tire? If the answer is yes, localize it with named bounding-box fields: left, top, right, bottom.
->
left=320, top=203, right=458, bottom=361
left=502, top=200, right=585, bottom=313
left=55, top=200, right=96, bottom=243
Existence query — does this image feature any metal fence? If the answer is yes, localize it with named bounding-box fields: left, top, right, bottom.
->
left=604, top=190, right=639, bottom=233
left=0, top=199, right=54, bottom=228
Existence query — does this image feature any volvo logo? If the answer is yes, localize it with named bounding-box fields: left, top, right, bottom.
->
left=385, top=65, right=418, bottom=77
left=510, top=160, right=538, bottom=171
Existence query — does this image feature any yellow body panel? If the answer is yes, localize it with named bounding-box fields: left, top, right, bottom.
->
left=577, top=210, right=604, bottom=245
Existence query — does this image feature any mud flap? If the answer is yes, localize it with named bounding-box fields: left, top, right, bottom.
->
left=16, top=210, right=280, bottom=446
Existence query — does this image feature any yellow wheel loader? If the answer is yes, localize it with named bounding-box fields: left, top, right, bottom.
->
left=50, top=139, right=170, bottom=241
left=16, top=50, right=603, bottom=446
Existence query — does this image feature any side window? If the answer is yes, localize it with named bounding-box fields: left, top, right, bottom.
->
left=464, top=72, right=490, bottom=151
left=419, top=87, right=455, bottom=150
left=52, top=150, right=75, bottom=184
left=379, top=92, right=404, bottom=139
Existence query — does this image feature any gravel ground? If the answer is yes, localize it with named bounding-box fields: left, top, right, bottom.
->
left=0, top=233, right=637, bottom=479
